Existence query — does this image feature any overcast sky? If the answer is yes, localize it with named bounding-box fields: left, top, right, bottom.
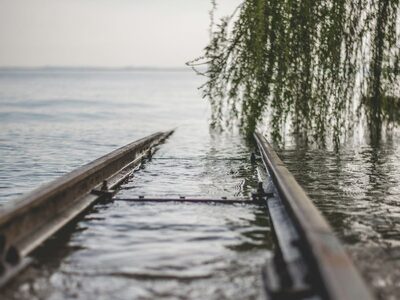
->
left=0, top=0, right=241, bottom=68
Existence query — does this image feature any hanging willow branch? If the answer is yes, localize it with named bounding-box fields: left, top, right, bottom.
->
left=190, top=0, right=400, bottom=145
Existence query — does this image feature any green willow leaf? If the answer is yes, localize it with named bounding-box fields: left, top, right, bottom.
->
left=189, top=0, right=400, bottom=146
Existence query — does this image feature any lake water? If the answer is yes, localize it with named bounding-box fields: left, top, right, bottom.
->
left=0, top=69, right=399, bottom=299
left=277, top=134, right=400, bottom=299
left=0, top=69, right=272, bottom=299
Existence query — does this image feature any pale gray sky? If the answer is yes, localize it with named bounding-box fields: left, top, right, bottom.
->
left=0, top=0, right=241, bottom=67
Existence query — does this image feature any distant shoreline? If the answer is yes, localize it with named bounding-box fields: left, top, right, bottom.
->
left=0, top=66, right=197, bottom=72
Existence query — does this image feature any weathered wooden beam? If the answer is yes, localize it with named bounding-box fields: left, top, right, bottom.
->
left=254, top=132, right=374, bottom=300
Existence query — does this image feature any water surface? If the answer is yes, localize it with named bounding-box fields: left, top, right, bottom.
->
left=1, top=69, right=399, bottom=299
left=277, top=136, right=400, bottom=299
left=0, top=69, right=271, bottom=299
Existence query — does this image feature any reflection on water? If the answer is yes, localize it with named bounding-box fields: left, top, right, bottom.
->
left=0, top=69, right=208, bottom=202
left=0, top=70, right=272, bottom=299
left=4, top=202, right=271, bottom=300
left=118, top=128, right=259, bottom=199
left=277, top=134, right=400, bottom=299
left=1, top=69, right=399, bottom=299
left=278, top=137, right=400, bottom=245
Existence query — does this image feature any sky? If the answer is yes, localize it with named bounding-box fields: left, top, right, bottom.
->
left=0, top=0, right=242, bottom=68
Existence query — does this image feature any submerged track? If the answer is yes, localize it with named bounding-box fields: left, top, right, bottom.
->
left=0, top=130, right=373, bottom=299
left=254, top=132, right=373, bottom=300
left=0, top=130, right=173, bottom=287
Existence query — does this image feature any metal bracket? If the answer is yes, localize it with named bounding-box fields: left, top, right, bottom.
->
left=262, top=257, right=314, bottom=300
left=0, top=236, right=32, bottom=288
left=91, top=180, right=116, bottom=198
left=251, top=182, right=274, bottom=201
left=91, top=189, right=115, bottom=198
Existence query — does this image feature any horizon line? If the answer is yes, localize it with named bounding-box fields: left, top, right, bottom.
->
left=0, top=65, right=203, bottom=72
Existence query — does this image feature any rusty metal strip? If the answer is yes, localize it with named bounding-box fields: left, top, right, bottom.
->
left=0, top=130, right=173, bottom=287
left=254, top=132, right=374, bottom=300
left=114, top=197, right=263, bottom=205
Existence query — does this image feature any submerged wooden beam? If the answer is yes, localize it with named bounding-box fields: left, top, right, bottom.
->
left=0, top=130, right=173, bottom=286
left=254, top=132, right=374, bottom=300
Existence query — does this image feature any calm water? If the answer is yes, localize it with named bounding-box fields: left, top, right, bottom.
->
left=277, top=137, right=400, bottom=299
left=0, top=69, right=209, bottom=201
left=0, top=69, right=399, bottom=299
left=0, top=69, right=271, bottom=299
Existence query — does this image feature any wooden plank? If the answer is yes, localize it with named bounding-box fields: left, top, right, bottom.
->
left=254, top=132, right=374, bottom=300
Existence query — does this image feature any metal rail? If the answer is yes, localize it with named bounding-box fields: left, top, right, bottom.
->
left=254, top=132, right=374, bottom=300
left=0, top=129, right=374, bottom=299
left=0, top=130, right=173, bottom=287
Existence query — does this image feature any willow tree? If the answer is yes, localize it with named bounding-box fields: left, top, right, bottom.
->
left=190, top=0, right=399, bottom=145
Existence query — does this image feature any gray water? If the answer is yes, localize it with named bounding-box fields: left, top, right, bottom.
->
left=0, top=69, right=399, bottom=299
left=0, top=69, right=209, bottom=201
left=0, top=69, right=271, bottom=299
left=277, top=138, right=400, bottom=299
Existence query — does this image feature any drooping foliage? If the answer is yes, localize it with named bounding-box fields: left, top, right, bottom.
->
left=190, top=0, right=400, bottom=145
